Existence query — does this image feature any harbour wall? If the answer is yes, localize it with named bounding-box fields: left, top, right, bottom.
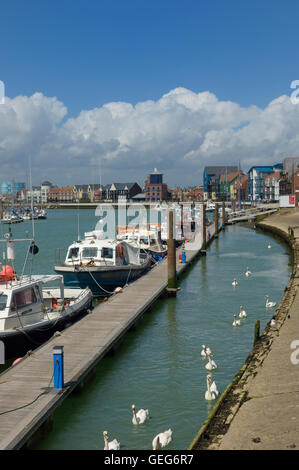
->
left=188, top=208, right=299, bottom=450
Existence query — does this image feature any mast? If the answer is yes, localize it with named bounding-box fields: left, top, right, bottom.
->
left=238, top=161, right=241, bottom=211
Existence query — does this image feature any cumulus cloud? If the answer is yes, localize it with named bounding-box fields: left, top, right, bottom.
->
left=0, top=87, right=298, bottom=187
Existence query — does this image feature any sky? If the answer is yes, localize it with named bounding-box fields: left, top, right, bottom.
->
left=1, top=0, right=299, bottom=188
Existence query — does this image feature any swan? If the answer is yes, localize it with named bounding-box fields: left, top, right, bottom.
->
left=245, top=267, right=251, bottom=277
left=152, top=429, right=173, bottom=450
left=132, top=404, right=149, bottom=424
left=239, top=306, right=247, bottom=318
left=268, top=243, right=271, bottom=249
left=232, top=314, right=241, bottom=326
left=201, top=345, right=212, bottom=357
left=265, top=295, right=276, bottom=308
left=103, top=430, right=120, bottom=450
left=205, top=374, right=219, bottom=400
left=270, top=319, right=276, bottom=327
left=232, top=279, right=238, bottom=287
left=205, top=353, right=217, bottom=370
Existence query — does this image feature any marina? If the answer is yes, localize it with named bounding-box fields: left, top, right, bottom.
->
left=0, top=206, right=291, bottom=450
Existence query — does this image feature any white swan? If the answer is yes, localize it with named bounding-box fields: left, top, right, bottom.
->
left=232, top=314, right=241, bottom=326
left=232, top=279, right=238, bottom=287
left=132, top=404, right=149, bottom=424
left=201, top=345, right=212, bottom=357
left=239, top=306, right=247, bottom=318
left=205, top=374, right=219, bottom=400
left=268, top=243, right=271, bottom=249
left=152, top=429, right=173, bottom=450
left=205, top=353, right=217, bottom=370
left=103, top=430, right=120, bottom=450
left=265, top=295, right=276, bottom=308
left=245, top=267, right=251, bottom=277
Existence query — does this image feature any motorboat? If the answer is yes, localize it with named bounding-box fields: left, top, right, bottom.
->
left=0, top=229, right=93, bottom=359
left=54, top=229, right=152, bottom=297
left=118, top=227, right=167, bottom=263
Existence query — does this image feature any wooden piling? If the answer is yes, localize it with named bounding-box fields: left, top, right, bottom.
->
left=202, top=203, right=206, bottom=252
left=167, top=210, right=177, bottom=294
left=214, top=203, right=219, bottom=238
left=254, top=320, right=260, bottom=346
left=232, top=199, right=236, bottom=213
left=222, top=201, right=226, bottom=228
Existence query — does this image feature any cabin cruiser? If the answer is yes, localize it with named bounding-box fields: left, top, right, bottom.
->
left=54, top=229, right=152, bottom=296
left=0, top=230, right=92, bottom=359
left=118, top=227, right=167, bottom=263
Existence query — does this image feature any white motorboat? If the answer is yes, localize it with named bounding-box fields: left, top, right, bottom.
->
left=0, top=229, right=92, bottom=359
left=54, top=229, right=152, bottom=297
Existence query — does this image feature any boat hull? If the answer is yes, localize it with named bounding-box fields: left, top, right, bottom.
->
left=54, top=263, right=152, bottom=296
left=0, top=292, right=92, bottom=360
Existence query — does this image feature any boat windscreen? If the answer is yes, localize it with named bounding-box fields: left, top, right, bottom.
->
left=0, top=294, right=7, bottom=310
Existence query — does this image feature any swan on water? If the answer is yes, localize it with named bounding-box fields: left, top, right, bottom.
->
left=232, top=279, right=238, bottom=287
left=205, top=374, right=219, bottom=400
left=201, top=345, right=212, bottom=357
left=132, top=404, right=149, bottom=425
left=265, top=295, right=276, bottom=308
left=205, top=353, right=217, bottom=370
left=152, top=429, right=173, bottom=450
left=233, top=314, right=241, bottom=326
left=268, top=243, right=271, bottom=249
left=239, top=306, right=247, bottom=318
left=245, top=267, right=251, bottom=277
left=103, top=431, right=120, bottom=450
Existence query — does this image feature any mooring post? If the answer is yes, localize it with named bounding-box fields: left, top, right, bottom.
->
left=253, top=320, right=260, bottom=346
left=222, top=201, right=226, bottom=228
left=53, top=345, right=64, bottom=390
left=232, top=199, right=236, bottom=213
left=167, top=209, right=177, bottom=295
left=214, top=203, right=219, bottom=238
left=201, top=203, right=207, bottom=253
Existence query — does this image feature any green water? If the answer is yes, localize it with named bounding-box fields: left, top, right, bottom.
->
left=0, top=212, right=292, bottom=450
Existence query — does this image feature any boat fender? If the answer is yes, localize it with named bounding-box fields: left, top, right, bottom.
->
left=52, top=298, right=58, bottom=309
left=118, top=244, right=124, bottom=259
left=12, top=357, right=23, bottom=366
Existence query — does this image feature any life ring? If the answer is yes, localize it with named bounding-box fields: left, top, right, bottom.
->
left=118, top=244, right=124, bottom=259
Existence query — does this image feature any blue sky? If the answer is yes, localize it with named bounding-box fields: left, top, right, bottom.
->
left=1, top=0, right=299, bottom=186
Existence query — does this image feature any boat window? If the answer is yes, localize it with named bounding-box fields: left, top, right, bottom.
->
left=11, top=288, right=37, bottom=311
left=140, top=237, right=149, bottom=245
left=0, top=294, right=7, bottom=310
left=101, top=247, right=113, bottom=259
left=68, top=247, right=79, bottom=259
left=82, top=247, right=98, bottom=258
left=149, top=236, right=156, bottom=246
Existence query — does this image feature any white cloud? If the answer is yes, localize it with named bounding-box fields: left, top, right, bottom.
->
left=0, top=88, right=298, bottom=187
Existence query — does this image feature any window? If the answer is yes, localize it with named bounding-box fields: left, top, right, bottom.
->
left=0, top=294, right=7, bottom=311
left=11, top=288, right=37, bottom=311
left=68, top=247, right=79, bottom=259
left=101, top=247, right=113, bottom=259
left=82, top=247, right=98, bottom=258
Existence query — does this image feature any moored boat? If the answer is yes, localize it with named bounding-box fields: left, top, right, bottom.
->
left=0, top=230, right=92, bottom=359
left=54, top=230, right=152, bottom=296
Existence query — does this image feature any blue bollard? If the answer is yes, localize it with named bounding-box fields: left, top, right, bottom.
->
left=53, top=345, right=64, bottom=390
left=182, top=251, right=186, bottom=263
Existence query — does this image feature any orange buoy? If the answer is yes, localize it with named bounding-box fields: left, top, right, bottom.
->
left=0, top=265, right=15, bottom=281
left=12, top=357, right=23, bottom=366
left=52, top=298, right=58, bottom=309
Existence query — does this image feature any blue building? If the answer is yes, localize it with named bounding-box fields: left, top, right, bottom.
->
left=1, top=181, right=25, bottom=194
left=247, top=164, right=282, bottom=201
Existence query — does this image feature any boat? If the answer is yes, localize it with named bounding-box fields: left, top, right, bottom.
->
left=118, top=227, right=167, bottom=263
left=36, top=208, right=47, bottom=219
left=0, top=230, right=93, bottom=359
left=2, top=210, right=23, bottom=224
left=54, top=229, right=152, bottom=297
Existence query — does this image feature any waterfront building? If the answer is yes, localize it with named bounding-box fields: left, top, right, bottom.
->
left=48, top=186, right=75, bottom=202
left=26, top=186, right=42, bottom=205
left=40, top=181, right=52, bottom=203
left=264, top=170, right=282, bottom=202
left=106, top=182, right=142, bottom=201
left=219, top=171, right=243, bottom=201
left=1, top=181, right=25, bottom=195
left=247, top=164, right=282, bottom=201
left=283, top=157, right=299, bottom=176
left=203, top=166, right=238, bottom=200
left=145, top=168, right=170, bottom=202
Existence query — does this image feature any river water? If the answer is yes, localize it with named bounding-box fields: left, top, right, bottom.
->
left=0, top=210, right=292, bottom=450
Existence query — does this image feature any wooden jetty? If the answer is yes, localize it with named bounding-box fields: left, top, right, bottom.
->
left=227, top=208, right=277, bottom=224
left=0, top=220, right=215, bottom=449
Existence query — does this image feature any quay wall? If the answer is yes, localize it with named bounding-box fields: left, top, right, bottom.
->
left=189, top=208, right=299, bottom=450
